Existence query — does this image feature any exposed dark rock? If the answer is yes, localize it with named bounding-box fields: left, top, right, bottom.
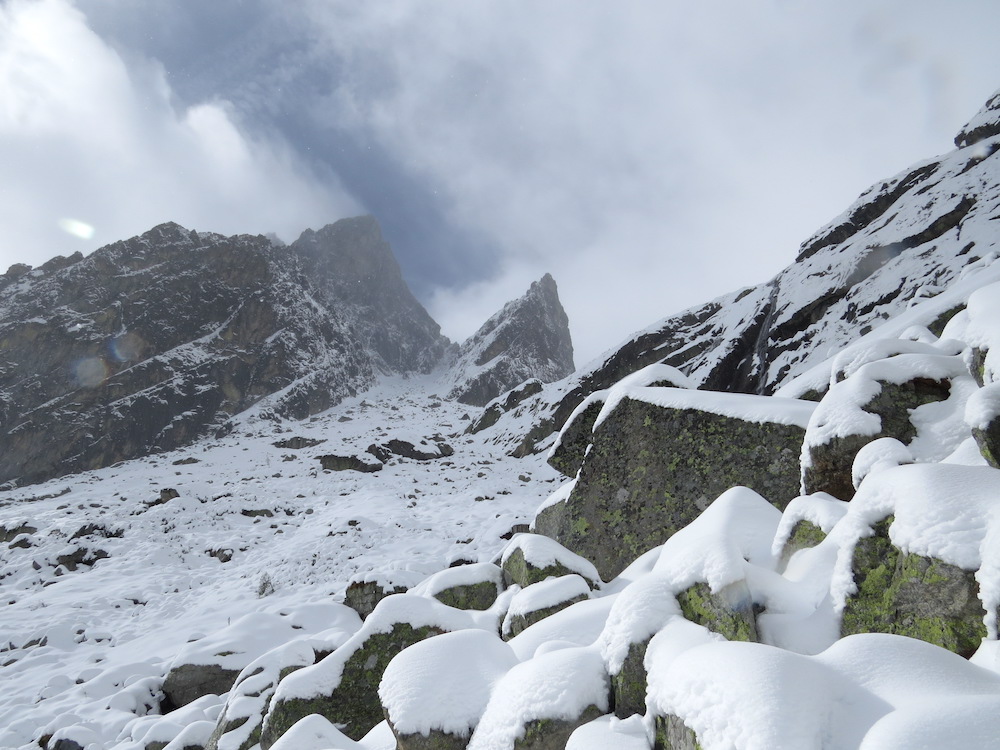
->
left=0, top=216, right=448, bottom=487
left=343, top=580, right=410, bottom=620
left=778, top=520, right=827, bottom=569
left=448, top=275, right=574, bottom=406
left=466, top=379, right=545, bottom=436
left=955, top=88, right=1000, bottom=148
left=547, top=398, right=604, bottom=477
left=803, top=376, right=952, bottom=501
left=653, top=714, right=701, bottom=750
left=271, top=437, right=326, bottom=450
left=553, top=394, right=807, bottom=580
left=677, top=581, right=758, bottom=643
left=162, top=662, right=241, bottom=710
left=318, top=454, right=383, bottom=473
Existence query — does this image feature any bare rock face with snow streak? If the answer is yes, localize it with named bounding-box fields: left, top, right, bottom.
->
left=0, top=216, right=448, bottom=487
left=447, top=274, right=574, bottom=406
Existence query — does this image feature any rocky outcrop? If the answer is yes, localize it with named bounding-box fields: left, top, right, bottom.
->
left=447, top=275, right=574, bottom=406
left=551, top=391, right=812, bottom=580
left=0, top=216, right=449, bottom=487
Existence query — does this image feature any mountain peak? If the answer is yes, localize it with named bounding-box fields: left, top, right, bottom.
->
left=446, top=274, right=574, bottom=406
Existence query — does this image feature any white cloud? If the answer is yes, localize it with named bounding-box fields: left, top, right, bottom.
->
left=301, top=0, right=1000, bottom=363
left=0, top=0, right=359, bottom=272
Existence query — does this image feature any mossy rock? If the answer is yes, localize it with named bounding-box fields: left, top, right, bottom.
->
left=653, top=714, right=702, bottom=750
left=433, top=580, right=500, bottom=611
left=344, top=580, right=409, bottom=620
left=612, top=639, right=651, bottom=719
left=841, top=517, right=987, bottom=657
left=503, top=593, right=588, bottom=640
left=803, top=377, right=951, bottom=501
left=778, top=519, right=827, bottom=569
left=971, top=415, right=1000, bottom=469
left=532, top=498, right=569, bottom=540
left=261, top=623, right=445, bottom=746
left=677, top=581, right=758, bottom=643
left=547, top=399, right=604, bottom=478
left=501, top=547, right=595, bottom=589
left=516, top=705, right=604, bottom=750
left=555, top=396, right=806, bottom=579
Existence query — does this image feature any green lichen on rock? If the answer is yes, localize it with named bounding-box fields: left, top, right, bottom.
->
left=779, top=519, right=827, bottom=569
left=516, top=705, right=604, bottom=750
left=653, top=714, right=702, bottom=750
left=803, top=377, right=951, bottom=501
left=556, top=396, right=806, bottom=579
left=261, top=624, right=445, bottom=746
left=547, top=399, right=604, bottom=478
left=433, top=580, right=500, bottom=611
left=841, top=516, right=987, bottom=657
left=971, top=414, right=1000, bottom=469
left=532, top=498, right=569, bottom=540
left=676, top=582, right=758, bottom=643
left=502, top=547, right=592, bottom=589
left=503, top=593, right=588, bottom=639
left=612, top=639, right=651, bottom=719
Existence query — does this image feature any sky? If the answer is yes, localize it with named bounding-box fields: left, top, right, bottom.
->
left=2, top=0, right=1000, bottom=367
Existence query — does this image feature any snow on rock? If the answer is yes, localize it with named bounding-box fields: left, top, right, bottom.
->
left=507, top=596, right=617, bottom=662
left=409, top=562, right=505, bottom=611
left=501, top=574, right=592, bottom=638
left=379, top=629, right=518, bottom=740
left=500, top=533, right=601, bottom=588
left=466, top=646, right=610, bottom=750
left=771, top=492, right=850, bottom=563
left=565, top=714, right=650, bottom=750
left=267, top=714, right=361, bottom=750
left=850, top=437, right=914, bottom=489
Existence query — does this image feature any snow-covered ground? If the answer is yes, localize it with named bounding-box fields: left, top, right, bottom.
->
left=0, top=375, right=560, bottom=749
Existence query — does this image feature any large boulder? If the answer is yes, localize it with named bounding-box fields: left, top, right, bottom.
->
left=410, top=563, right=505, bottom=611
left=379, top=630, right=518, bottom=750
left=467, top=647, right=609, bottom=750
left=841, top=516, right=987, bottom=657
left=261, top=596, right=478, bottom=745
left=801, top=351, right=974, bottom=501
left=551, top=388, right=813, bottom=580
left=501, top=575, right=591, bottom=640
left=500, top=534, right=600, bottom=590
left=967, top=382, right=1000, bottom=468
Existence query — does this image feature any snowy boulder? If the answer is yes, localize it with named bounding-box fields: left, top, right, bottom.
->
left=841, top=515, right=986, bottom=657
left=261, top=595, right=482, bottom=745
left=833, top=464, right=996, bottom=657
left=554, top=388, right=813, bottom=579
left=967, top=382, right=1000, bottom=467
left=502, top=575, right=591, bottom=639
left=771, top=492, right=848, bottom=570
left=547, top=365, right=693, bottom=479
left=500, top=534, right=600, bottom=590
left=379, top=629, right=518, bottom=750
left=410, top=563, right=505, bottom=611
left=265, top=714, right=361, bottom=750
left=343, top=570, right=424, bottom=620
left=801, top=351, right=974, bottom=500
left=467, top=646, right=610, bottom=750
left=565, top=715, right=650, bottom=750
left=162, top=612, right=321, bottom=710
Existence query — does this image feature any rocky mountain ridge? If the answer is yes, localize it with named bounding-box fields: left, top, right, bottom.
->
left=0, top=217, right=572, bottom=488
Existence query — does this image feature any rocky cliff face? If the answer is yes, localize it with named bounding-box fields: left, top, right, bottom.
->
left=503, top=89, right=1000, bottom=453
left=0, top=216, right=450, bottom=487
left=446, top=273, right=574, bottom=406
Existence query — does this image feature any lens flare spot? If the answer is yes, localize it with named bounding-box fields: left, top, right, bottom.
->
left=74, top=357, right=108, bottom=388
left=110, top=331, right=145, bottom=363
left=58, top=218, right=95, bottom=240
